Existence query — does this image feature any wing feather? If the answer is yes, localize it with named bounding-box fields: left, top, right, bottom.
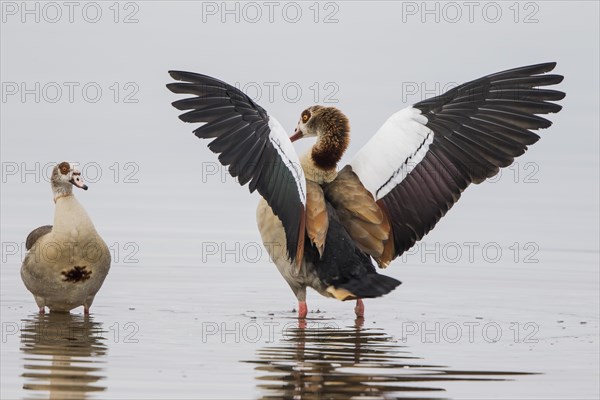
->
left=167, top=71, right=306, bottom=264
left=347, top=62, right=564, bottom=262
left=25, top=225, right=52, bottom=251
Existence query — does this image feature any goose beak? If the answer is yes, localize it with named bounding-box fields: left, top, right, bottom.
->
left=69, top=172, right=88, bottom=190
left=290, top=128, right=303, bottom=142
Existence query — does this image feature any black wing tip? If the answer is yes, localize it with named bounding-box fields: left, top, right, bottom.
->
left=530, top=60, right=563, bottom=86
left=168, top=70, right=231, bottom=88
left=167, top=81, right=215, bottom=96
left=171, top=98, right=190, bottom=111
left=168, top=70, right=203, bottom=82
left=178, top=111, right=204, bottom=123
left=556, top=75, right=565, bottom=85
left=517, top=61, right=564, bottom=89
left=543, top=74, right=565, bottom=85
left=166, top=82, right=186, bottom=94
left=549, top=90, right=567, bottom=102
left=503, top=61, right=558, bottom=76
left=538, top=61, right=557, bottom=71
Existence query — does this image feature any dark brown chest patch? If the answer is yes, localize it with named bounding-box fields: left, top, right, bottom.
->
left=62, top=266, right=91, bottom=283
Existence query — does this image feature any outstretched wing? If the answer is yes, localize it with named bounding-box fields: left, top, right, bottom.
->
left=348, top=62, right=564, bottom=260
left=167, top=72, right=306, bottom=265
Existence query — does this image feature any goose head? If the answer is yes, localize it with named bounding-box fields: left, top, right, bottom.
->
left=290, top=105, right=350, bottom=170
left=51, top=161, right=88, bottom=200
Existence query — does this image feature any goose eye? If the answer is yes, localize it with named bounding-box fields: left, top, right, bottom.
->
left=302, top=112, right=310, bottom=123
left=58, top=162, right=70, bottom=175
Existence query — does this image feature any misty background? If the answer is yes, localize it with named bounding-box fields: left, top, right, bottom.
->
left=1, top=2, right=598, bottom=398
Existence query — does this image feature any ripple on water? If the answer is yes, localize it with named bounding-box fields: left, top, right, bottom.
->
left=245, top=319, right=535, bottom=399
left=20, top=313, right=107, bottom=399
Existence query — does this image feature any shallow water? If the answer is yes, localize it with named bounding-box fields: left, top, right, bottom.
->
left=246, top=322, right=534, bottom=399
left=2, top=245, right=598, bottom=399
left=1, top=176, right=599, bottom=398
left=20, top=313, right=107, bottom=398
left=14, top=313, right=537, bottom=400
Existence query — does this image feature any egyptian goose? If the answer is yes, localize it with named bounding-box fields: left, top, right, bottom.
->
left=21, top=162, right=111, bottom=314
left=167, top=62, right=564, bottom=318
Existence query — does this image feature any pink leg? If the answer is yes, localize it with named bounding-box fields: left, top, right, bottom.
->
left=84, top=306, right=90, bottom=315
left=298, top=319, right=307, bottom=330
left=298, top=301, right=308, bottom=319
left=354, top=299, right=364, bottom=318
left=38, top=307, right=45, bottom=315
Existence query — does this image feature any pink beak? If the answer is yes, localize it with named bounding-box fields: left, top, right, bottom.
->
left=290, top=129, right=303, bottom=143
left=70, top=173, right=88, bottom=190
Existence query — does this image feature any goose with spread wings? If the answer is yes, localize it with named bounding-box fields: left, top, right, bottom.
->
left=167, top=62, right=564, bottom=318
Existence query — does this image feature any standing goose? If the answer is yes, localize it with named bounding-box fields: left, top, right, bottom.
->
left=21, top=162, right=111, bottom=314
left=167, top=62, right=564, bottom=318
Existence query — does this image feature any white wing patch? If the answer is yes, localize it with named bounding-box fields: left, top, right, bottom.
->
left=267, top=115, right=307, bottom=205
left=350, top=107, right=434, bottom=200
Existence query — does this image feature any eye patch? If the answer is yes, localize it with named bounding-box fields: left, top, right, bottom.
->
left=58, top=162, right=70, bottom=175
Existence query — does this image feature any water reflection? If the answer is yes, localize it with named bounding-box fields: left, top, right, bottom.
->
left=247, top=318, right=532, bottom=399
left=20, top=313, right=107, bottom=399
